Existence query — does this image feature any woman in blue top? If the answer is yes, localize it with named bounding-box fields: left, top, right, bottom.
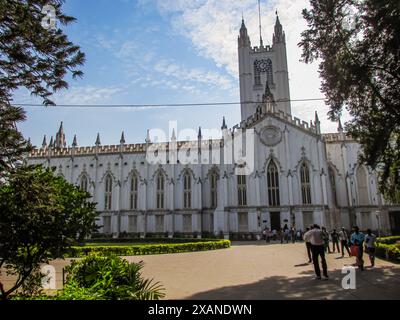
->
left=350, top=226, right=365, bottom=271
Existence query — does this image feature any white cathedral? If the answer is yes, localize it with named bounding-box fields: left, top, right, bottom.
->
left=27, top=15, right=400, bottom=238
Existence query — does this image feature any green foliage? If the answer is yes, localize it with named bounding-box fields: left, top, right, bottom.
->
left=375, top=236, right=400, bottom=263
left=0, top=165, right=98, bottom=300
left=58, top=253, right=165, bottom=300
left=0, top=0, right=85, bottom=106
left=299, top=0, right=400, bottom=202
left=67, top=240, right=231, bottom=258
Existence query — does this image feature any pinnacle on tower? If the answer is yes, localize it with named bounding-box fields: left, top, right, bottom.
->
left=171, top=128, right=176, bottom=141
left=49, top=136, right=54, bottom=148
left=72, top=134, right=78, bottom=147
left=145, top=129, right=151, bottom=144
left=120, top=131, right=126, bottom=144
left=198, top=127, right=202, bottom=139
left=273, top=11, right=285, bottom=44
left=315, top=111, right=320, bottom=124
left=95, top=133, right=101, bottom=146
left=42, top=135, right=47, bottom=148
left=238, top=18, right=251, bottom=48
left=221, top=116, right=227, bottom=130
left=55, top=121, right=66, bottom=149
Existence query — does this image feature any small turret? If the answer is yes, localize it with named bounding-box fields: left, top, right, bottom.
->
left=145, top=129, right=151, bottom=144
left=54, top=121, right=66, bottom=149
left=273, top=11, right=285, bottom=44
left=49, top=136, right=54, bottom=148
left=315, top=111, right=321, bottom=134
left=72, top=134, right=78, bottom=147
left=120, top=131, right=126, bottom=144
left=221, top=116, right=227, bottom=130
left=338, top=118, right=344, bottom=133
left=42, top=135, right=47, bottom=148
left=95, top=133, right=101, bottom=146
left=238, top=18, right=251, bottom=48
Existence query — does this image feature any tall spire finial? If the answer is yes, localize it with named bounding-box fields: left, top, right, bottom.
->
left=258, top=0, right=263, bottom=47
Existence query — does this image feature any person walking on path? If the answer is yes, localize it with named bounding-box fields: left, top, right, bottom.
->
left=339, top=227, right=351, bottom=257
left=330, top=229, right=340, bottom=253
left=322, top=227, right=331, bottom=253
left=307, top=224, right=329, bottom=280
left=350, top=226, right=365, bottom=271
left=365, top=229, right=377, bottom=267
left=303, top=227, right=312, bottom=263
left=291, top=226, right=296, bottom=243
left=279, top=228, right=284, bottom=244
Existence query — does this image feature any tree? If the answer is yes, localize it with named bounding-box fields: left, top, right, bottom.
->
left=0, top=0, right=85, bottom=180
left=0, top=166, right=98, bottom=300
left=299, top=0, right=400, bottom=201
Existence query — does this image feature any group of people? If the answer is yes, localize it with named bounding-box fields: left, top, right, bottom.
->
left=303, top=225, right=377, bottom=280
left=262, top=224, right=303, bottom=244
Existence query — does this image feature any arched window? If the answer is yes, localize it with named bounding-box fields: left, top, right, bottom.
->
left=104, top=174, right=112, bottom=211
left=266, top=59, right=273, bottom=85
left=210, top=172, right=218, bottom=208
left=300, top=162, right=312, bottom=204
left=328, top=166, right=337, bottom=206
left=130, top=174, right=138, bottom=210
left=357, top=166, right=369, bottom=205
left=80, top=175, right=88, bottom=192
left=156, top=172, right=165, bottom=209
left=183, top=171, right=191, bottom=209
left=238, top=175, right=247, bottom=206
left=254, top=63, right=261, bottom=86
left=267, top=161, right=280, bottom=206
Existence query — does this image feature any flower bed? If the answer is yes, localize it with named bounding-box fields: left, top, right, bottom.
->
left=67, top=240, right=231, bottom=258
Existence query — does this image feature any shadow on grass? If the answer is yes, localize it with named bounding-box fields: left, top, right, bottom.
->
left=186, top=266, right=400, bottom=300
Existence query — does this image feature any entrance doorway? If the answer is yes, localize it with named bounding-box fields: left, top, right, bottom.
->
left=389, top=211, right=400, bottom=235
left=270, top=212, right=281, bottom=231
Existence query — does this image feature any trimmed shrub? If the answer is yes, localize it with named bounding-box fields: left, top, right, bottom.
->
left=67, top=240, right=231, bottom=258
left=375, top=237, right=400, bottom=263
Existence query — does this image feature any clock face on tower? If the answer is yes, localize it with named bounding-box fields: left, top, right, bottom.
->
left=254, top=59, right=272, bottom=73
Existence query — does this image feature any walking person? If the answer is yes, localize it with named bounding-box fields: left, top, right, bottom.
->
left=322, top=227, right=331, bottom=253
left=365, top=229, right=377, bottom=267
left=330, top=229, right=340, bottom=253
left=279, top=228, right=284, bottom=244
left=307, top=224, right=329, bottom=280
left=291, top=226, right=296, bottom=243
left=339, top=227, right=351, bottom=257
left=303, top=227, right=312, bottom=263
left=350, top=226, right=365, bottom=271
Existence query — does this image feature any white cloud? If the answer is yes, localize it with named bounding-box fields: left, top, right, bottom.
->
left=148, top=0, right=348, bottom=132
left=55, top=86, right=123, bottom=105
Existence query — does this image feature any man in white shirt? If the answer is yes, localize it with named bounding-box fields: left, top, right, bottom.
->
left=303, top=227, right=313, bottom=263
left=365, top=229, right=377, bottom=267
left=305, top=224, right=329, bottom=280
left=339, top=227, right=351, bottom=257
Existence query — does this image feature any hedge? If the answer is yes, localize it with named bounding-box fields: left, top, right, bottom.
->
left=375, top=236, right=400, bottom=263
left=82, top=237, right=220, bottom=245
left=67, top=240, right=231, bottom=258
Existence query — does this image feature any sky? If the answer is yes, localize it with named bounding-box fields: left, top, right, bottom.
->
left=15, top=0, right=348, bottom=147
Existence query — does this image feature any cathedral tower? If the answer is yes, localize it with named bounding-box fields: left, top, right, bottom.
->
left=238, top=13, right=291, bottom=120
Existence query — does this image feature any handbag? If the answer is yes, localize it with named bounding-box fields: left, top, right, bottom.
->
left=350, top=245, right=359, bottom=257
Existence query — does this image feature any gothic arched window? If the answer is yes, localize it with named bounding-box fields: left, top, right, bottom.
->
left=266, top=59, right=273, bottom=85
left=80, top=175, right=88, bottom=192
left=328, top=166, right=337, bottom=206
left=104, top=174, right=113, bottom=211
left=156, top=172, right=165, bottom=209
left=254, top=62, right=261, bottom=86
left=130, top=174, right=138, bottom=210
left=267, top=161, right=280, bottom=206
left=210, top=172, right=218, bottom=209
left=238, top=175, right=247, bottom=206
left=357, top=166, right=369, bottom=205
left=183, top=171, right=191, bottom=209
left=300, top=162, right=312, bottom=204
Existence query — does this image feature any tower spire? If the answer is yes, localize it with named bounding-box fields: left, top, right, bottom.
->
left=258, top=0, right=263, bottom=47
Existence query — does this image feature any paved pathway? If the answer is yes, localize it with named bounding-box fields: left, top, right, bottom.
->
left=2, top=242, right=400, bottom=299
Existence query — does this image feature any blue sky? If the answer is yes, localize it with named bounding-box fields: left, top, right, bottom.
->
left=16, top=0, right=345, bottom=147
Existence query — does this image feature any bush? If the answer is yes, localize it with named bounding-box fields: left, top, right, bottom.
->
left=375, top=237, right=400, bottom=263
left=82, top=237, right=219, bottom=245
left=58, top=253, right=165, bottom=300
left=68, top=240, right=231, bottom=258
